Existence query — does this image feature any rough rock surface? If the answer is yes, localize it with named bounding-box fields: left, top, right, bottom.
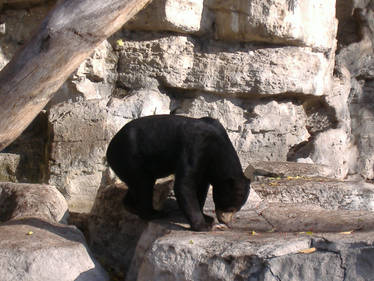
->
left=0, top=153, right=20, bottom=182
left=0, top=182, right=68, bottom=223
left=0, top=182, right=108, bottom=281
left=116, top=34, right=332, bottom=96
left=252, top=178, right=374, bottom=211
left=1, top=0, right=367, bottom=213
left=244, top=161, right=336, bottom=180
left=0, top=218, right=108, bottom=281
left=132, top=226, right=374, bottom=281
left=125, top=0, right=208, bottom=34
left=207, top=0, right=337, bottom=48
left=123, top=194, right=374, bottom=281
left=73, top=163, right=374, bottom=280
left=2, top=1, right=374, bottom=280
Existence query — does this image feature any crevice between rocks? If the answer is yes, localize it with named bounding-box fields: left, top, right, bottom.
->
left=1, top=0, right=57, bottom=11
left=311, top=237, right=347, bottom=281
left=265, top=262, right=282, bottom=281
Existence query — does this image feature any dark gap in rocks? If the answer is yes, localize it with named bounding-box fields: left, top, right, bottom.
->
left=0, top=190, right=17, bottom=223
left=1, top=0, right=57, bottom=12
left=1, top=112, right=50, bottom=183
left=303, top=97, right=339, bottom=135
left=335, top=0, right=363, bottom=51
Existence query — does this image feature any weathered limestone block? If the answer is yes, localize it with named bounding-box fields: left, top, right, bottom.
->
left=253, top=178, right=374, bottom=211
left=48, top=88, right=171, bottom=213
left=130, top=221, right=374, bottom=281
left=0, top=218, right=108, bottom=281
left=335, top=0, right=374, bottom=180
left=208, top=0, right=338, bottom=49
left=260, top=202, right=374, bottom=232
left=125, top=0, right=208, bottom=34
left=244, top=161, right=336, bottom=179
left=175, top=94, right=310, bottom=164
left=0, top=182, right=68, bottom=223
left=48, top=100, right=110, bottom=213
left=0, top=153, right=20, bottom=182
left=49, top=40, right=119, bottom=106
left=107, top=88, right=171, bottom=127
left=117, top=35, right=333, bottom=96
left=307, top=128, right=357, bottom=179
left=77, top=180, right=149, bottom=279
left=0, top=182, right=107, bottom=280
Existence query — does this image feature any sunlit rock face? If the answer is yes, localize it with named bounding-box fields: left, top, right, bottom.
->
left=208, top=0, right=338, bottom=49
left=2, top=2, right=374, bottom=280
left=1, top=0, right=374, bottom=209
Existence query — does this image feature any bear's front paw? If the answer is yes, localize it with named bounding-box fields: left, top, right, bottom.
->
left=191, top=222, right=212, bottom=232
left=212, top=223, right=229, bottom=231
left=191, top=215, right=215, bottom=232
left=203, top=214, right=215, bottom=226
left=138, top=209, right=168, bottom=221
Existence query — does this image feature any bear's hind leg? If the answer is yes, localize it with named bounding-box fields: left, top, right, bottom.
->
left=123, top=176, right=161, bottom=220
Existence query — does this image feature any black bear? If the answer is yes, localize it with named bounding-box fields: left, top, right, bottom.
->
left=106, top=115, right=250, bottom=231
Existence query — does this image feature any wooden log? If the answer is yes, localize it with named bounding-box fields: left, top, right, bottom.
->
left=0, top=0, right=152, bottom=151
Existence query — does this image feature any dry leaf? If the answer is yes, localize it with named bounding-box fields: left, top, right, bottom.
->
left=299, top=247, right=316, bottom=254
left=116, top=39, right=125, bottom=47
left=339, top=230, right=353, bottom=235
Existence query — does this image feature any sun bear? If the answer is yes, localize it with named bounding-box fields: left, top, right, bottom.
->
left=106, top=115, right=250, bottom=231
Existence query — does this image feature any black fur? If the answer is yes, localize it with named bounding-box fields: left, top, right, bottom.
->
left=106, top=115, right=250, bottom=231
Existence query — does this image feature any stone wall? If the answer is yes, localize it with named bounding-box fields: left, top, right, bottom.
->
left=1, top=0, right=374, bottom=212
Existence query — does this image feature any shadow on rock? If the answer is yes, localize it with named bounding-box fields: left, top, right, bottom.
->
left=69, top=172, right=188, bottom=280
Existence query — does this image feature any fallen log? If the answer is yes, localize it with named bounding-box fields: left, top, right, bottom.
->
left=0, top=0, right=152, bottom=151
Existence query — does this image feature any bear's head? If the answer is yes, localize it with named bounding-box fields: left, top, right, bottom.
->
left=213, top=175, right=250, bottom=226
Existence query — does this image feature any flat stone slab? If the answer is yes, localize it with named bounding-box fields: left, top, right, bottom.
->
left=252, top=178, right=374, bottom=211
left=0, top=218, right=108, bottom=281
left=129, top=221, right=374, bottom=281
left=244, top=161, right=336, bottom=180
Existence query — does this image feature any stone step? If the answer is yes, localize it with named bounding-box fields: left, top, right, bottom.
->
left=244, top=161, right=337, bottom=180
left=78, top=181, right=374, bottom=280
left=203, top=192, right=374, bottom=233
left=0, top=218, right=108, bottom=281
left=252, top=177, right=374, bottom=211
left=129, top=217, right=374, bottom=281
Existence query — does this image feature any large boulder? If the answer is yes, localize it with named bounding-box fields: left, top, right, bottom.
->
left=116, top=34, right=333, bottom=96
left=0, top=183, right=108, bottom=281
left=128, top=210, right=374, bottom=281
left=0, top=182, right=68, bottom=223
left=0, top=218, right=108, bottom=281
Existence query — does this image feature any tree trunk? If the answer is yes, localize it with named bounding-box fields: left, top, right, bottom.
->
left=0, top=0, right=152, bottom=151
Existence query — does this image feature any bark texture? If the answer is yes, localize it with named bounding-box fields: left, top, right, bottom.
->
left=0, top=0, right=152, bottom=151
